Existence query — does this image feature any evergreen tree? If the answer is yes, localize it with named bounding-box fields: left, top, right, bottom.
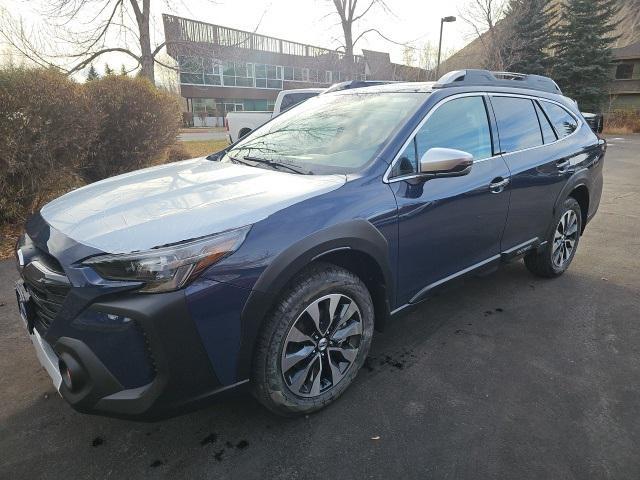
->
left=104, top=63, right=114, bottom=76
left=552, top=0, right=619, bottom=111
left=86, top=64, right=99, bottom=81
left=120, top=64, right=127, bottom=76
left=501, top=0, right=556, bottom=75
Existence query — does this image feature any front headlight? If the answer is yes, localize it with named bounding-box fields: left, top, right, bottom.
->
left=83, top=226, right=251, bottom=293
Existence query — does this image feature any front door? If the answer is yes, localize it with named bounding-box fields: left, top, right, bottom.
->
left=388, top=95, right=511, bottom=306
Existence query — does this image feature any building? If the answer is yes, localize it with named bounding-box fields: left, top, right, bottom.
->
left=162, top=14, right=427, bottom=125
left=608, top=41, right=640, bottom=110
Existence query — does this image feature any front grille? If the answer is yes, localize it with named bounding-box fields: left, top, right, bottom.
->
left=22, top=261, right=71, bottom=335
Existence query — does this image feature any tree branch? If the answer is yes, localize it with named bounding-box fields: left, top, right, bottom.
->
left=68, top=47, right=141, bottom=74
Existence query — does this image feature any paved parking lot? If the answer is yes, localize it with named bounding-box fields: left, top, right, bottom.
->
left=1, top=135, right=639, bottom=479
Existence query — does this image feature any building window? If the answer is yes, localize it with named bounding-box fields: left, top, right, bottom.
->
left=179, top=55, right=204, bottom=84
left=325, top=71, right=332, bottom=83
left=283, top=66, right=294, bottom=80
left=615, top=63, right=634, bottom=80
left=255, top=63, right=283, bottom=89
left=204, top=59, right=221, bottom=85
left=192, top=98, right=218, bottom=115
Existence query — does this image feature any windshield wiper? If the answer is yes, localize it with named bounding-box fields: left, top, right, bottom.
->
left=243, top=156, right=313, bottom=175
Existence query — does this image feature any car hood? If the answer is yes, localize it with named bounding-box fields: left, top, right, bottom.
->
left=40, top=158, right=346, bottom=254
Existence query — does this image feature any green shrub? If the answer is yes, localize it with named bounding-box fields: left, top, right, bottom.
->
left=0, top=68, right=96, bottom=223
left=83, top=76, right=181, bottom=182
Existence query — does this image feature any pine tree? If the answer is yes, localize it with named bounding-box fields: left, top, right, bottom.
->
left=120, top=64, right=127, bottom=76
left=104, top=63, right=114, bottom=76
left=552, top=0, right=619, bottom=111
left=501, top=0, right=556, bottom=75
left=86, top=64, right=99, bottom=81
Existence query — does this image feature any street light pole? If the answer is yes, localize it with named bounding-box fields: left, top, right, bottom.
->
left=436, top=16, right=456, bottom=80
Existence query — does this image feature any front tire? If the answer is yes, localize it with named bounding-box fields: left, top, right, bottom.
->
left=251, top=263, right=374, bottom=416
left=525, top=197, right=582, bottom=278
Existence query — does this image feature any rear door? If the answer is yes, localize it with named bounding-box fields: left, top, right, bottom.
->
left=489, top=95, right=574, bottom=252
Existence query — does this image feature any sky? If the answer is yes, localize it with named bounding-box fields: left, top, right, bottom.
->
left=1, top=0, right=476, bottom=76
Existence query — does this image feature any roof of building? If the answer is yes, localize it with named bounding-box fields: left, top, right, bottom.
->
left=612, top=41, right=640, bottom=61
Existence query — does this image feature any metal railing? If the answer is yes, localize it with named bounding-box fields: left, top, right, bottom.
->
left=163, top=14, right=364, bottom=64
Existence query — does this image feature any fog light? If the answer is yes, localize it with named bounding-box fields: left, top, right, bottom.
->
left=58, top=354, right=86, bottom=392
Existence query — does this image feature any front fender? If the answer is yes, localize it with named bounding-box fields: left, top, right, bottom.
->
left=235, top=219, right=393, bottom=380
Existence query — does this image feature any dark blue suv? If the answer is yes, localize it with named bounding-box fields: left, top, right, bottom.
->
left=15, top=70, right=605, bottom=419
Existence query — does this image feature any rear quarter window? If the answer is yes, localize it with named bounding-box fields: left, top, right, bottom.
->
left=534, top=101, right=558, bottom=144
left=491, top=96, right=543, bottom=153
left=540, top=101, right=579, bottom=138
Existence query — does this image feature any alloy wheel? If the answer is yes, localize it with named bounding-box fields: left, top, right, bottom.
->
left=280, top=293, right=363, bottom=398
left=552, top=209, right=579, bottom=268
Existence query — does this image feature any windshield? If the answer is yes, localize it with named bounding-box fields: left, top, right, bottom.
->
left=221, top=91, right=427, bottom=175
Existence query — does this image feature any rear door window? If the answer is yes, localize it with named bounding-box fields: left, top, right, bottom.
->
left=491, top=97, right=543, bottom=153
left=534, top=101, right=558, bottom=144
left=540, top=101, right=578, bottom=138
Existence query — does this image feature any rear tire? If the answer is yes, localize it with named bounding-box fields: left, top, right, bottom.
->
left=251, top=263, right=374, bottom=416
left=524, top=197, right=582, bottom=278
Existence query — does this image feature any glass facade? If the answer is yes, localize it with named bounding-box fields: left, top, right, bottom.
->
left=178, top=55, right=349, bottom=89
left=192, top=98, right=274, bottom=115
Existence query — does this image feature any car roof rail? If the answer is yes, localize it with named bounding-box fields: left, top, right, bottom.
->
left=433, top=69, right=563, bottom=95
left=321, top=80, right=398, bottom=94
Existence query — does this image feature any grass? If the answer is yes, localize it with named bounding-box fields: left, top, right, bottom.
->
left=603, top=126, right=634, bottom=135
left=180, top=139, right=229, bottom=158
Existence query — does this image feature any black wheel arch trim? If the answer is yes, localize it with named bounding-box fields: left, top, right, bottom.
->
left=550, top=168, right=591, bottom=235
left=236, top=219, right=393, bottom=380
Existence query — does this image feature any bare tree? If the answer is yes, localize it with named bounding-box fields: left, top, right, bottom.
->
left=458, top=0, right=509, bottom=70
left=402, top=45, right=416, bottom=67
left=0, top=0, right=215, bottom=83
left=326, top=0, right=393, bottom=77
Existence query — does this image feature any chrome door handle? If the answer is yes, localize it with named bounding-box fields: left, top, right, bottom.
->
left=489, top=177, right=510, bottom=193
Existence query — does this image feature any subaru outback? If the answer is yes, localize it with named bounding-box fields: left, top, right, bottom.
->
left=15, top=70, right=605, bottom=419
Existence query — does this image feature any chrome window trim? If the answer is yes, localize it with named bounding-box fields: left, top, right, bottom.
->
left=488, top=93, right=583, bottom=158
left=383, top=92, right=491, bottom=184
left=383, top=91, right=583, bottom=183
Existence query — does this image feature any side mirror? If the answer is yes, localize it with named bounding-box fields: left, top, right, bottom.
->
left=419, top=147, right=474, bottom=178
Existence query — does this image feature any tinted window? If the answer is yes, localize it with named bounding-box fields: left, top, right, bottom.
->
left=390, top=96, right=492, bottom=178
left=540, top=101, right=578, bottom=139
left=534, top=101, right=558, bottom=144
left=280, top=92, right=319, bottom=111
left=492, top=97, right=543, bottom=153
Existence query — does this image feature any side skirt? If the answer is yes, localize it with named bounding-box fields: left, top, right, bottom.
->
left=390, top=238, right=542, bottom=318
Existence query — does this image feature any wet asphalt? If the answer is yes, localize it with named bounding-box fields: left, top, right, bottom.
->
left=0, top=135, right=639, bottom=479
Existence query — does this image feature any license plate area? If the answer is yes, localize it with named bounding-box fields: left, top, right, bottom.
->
left=15, top=280, right=37, bottom=334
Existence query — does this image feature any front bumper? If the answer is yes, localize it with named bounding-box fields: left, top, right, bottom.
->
left=16, top=219, right=253, bottom=420
left=18, top=280, right=249, bottom=420
left=23, top=312, right=63, bottom=391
